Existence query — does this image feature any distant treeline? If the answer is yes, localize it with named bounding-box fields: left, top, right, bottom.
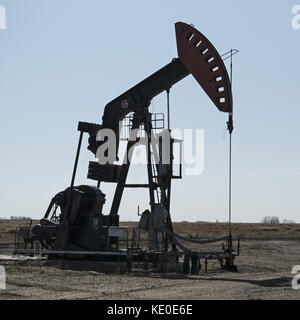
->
left=262, top=216, right=295, bottom=224
left=0, top=216, right=31, bottom=220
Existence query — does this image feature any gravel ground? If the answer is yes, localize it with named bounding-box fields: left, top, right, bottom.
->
left=0, top=239, right=300, bottom=300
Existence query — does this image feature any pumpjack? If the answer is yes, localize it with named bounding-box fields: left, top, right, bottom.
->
left=14, top=22, right=240, bottom=273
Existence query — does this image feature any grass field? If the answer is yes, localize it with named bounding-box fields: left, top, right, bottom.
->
left=1, top=219, right=300, bottom=244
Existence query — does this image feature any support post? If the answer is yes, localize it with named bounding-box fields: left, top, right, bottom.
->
left=64, top=130, right=84, bottom=224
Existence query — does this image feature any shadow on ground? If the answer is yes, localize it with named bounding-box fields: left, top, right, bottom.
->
left=149, top=273, right=291, bottom=288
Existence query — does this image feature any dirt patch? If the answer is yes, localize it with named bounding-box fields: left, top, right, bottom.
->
left=0, top=239, right=300, bottom=300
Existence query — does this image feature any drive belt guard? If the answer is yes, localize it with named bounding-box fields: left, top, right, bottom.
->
left=175, top=22, right=232, bottom=113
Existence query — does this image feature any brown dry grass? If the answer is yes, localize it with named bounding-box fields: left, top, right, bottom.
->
left=120, top=221, right=300, bottom=240
left=1, top=220, right=300, bottom=246
left=0, top=220, right=39, bottom=244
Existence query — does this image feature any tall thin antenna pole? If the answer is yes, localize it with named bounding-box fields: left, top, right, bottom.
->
left=229, top=125, right=232, bottom=228
left=228, top=49, right=233, bottom=234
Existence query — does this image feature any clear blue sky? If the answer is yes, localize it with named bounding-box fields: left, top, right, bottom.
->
left=0, top=1, right=299, bottom=222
